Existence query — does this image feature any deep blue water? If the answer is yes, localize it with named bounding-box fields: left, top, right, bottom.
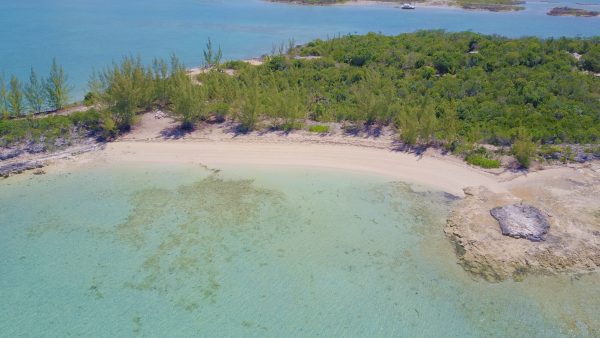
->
left=1, top=0, right=599, bottom=98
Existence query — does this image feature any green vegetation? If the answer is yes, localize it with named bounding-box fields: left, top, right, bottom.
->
left=203, top=38, right=223, bottom=68
left=456, top=0, right=524, bottom=11
left=7, top=76, right=25, bottom=117
left=25, top=68, right=46, bottom=115
left=0, top=109, right=101, bottom=147
left=512, top=127, right=537, bottom=168
left=466, top=153, right=501, bottom=169
left=582, top=47, right=600, bottom=73
left=0, top=59, right=71, bottom=118
left=2, top=31, right=600, bottom=169
left=547, top=7, right=600, bottom=17
left=45, top=58, right=71, bottom=111
left=462, top=146, right=502, bottom=168
left=309, top=125, right=330, bottom=133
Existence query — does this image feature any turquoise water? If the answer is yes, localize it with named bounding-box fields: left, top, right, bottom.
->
left=1, top=163, right=599, bottom=336
left=1, top=0, right=600, bottom=98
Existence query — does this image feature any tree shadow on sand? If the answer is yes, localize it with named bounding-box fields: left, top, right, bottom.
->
left=159, top=125, right=192, bottom=139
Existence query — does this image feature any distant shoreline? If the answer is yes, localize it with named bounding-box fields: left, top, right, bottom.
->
left=547, top=6, right=600, bottom=16
left=267, top=0, right=526, bottom=12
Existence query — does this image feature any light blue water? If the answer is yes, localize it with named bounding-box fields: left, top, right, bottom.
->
left=1, top=0, right=599, bottom=98
left=1, top=163, right=599, bottom=336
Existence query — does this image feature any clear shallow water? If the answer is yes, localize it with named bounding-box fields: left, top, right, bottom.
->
left=1, top=0, right=600, bottom=98
left=1, top=163, right=599, bottom=336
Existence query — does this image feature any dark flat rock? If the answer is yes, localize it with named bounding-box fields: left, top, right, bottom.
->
left=490, top=204, right=550, bottom=242
left=0, top=148, right=23, bottom=160
left=0, top=161, right=45, bottom=178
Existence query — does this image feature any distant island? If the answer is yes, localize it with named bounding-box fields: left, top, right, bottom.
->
left=547, top=6, right=600, bottom=17
left=269, top=0, right=526, bottom=12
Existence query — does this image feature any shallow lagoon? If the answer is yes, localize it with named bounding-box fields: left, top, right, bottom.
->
left=1, top=163, right=599, bottom=336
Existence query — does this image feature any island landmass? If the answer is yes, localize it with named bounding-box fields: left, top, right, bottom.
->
left=2, top=31, right=600, bottom=282
left=548, top=6, right=600, bottom=17
left=269, top=0, right=526, bottom=12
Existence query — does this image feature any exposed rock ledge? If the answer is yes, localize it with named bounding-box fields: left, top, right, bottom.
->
left=445, top=183, right=600, bottom=282
left=0, top=142, right=104, bottom=178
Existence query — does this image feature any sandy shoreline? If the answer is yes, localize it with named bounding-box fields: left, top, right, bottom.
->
left=100, top=141, right=503, bottom=196
left=67, top=113, right=596, bottom=198
left=89, top=113, right=507, bottom=196
left=5, top=112, right=598, bottom=197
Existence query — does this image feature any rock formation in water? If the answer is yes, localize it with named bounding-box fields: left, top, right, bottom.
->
left=445, top=176, right=600, bottom=281
left=490, top=204, right=550, bottom=242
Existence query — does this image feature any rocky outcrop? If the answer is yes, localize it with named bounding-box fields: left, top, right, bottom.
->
left=490, top=204, right=550, bottom=241
left=0, top=141, right=104, bottom=178
left=445, top=180, right=600, bottom=282
left=0, top=161, right=45, bottom=177
left=0, top=148, right=23, bottom=161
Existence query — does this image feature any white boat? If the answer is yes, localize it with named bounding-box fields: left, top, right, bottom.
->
left=401, top=3, right=416, bottom=9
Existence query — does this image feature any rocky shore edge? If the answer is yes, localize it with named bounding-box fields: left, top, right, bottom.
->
left=0, top=141, right=104, bottom=178
left=445, top=183, right=600, bottom=282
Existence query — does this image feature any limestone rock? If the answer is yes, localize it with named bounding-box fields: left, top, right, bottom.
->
left=490, top=204, right=550, bottom=241
left=26, top=143, right=46, bottom=154
left=445, top=176, right=600, bottom=282
left=0, top=148, right=23, bottom=160
left=0, top=161, right=45, bottom=177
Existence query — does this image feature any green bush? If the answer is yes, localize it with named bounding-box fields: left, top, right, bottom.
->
left=209, top=102, right=229, bottom=122
left=538, top=144, right=563, bottom=159
left=0, top=109, right=104, bottom=147
left=308, top=125, right=330, bottom=133
left=221, top=60, right=250, bottom=70
left=466, top=154, right=501, bottom=168
left=266, top=56, right=289, bottom=71
left=70, top=109, right=101, bottom=131
left=513, top=128, right=537, bottom=168
left=279, top=121, right=303, bottom=132
left=581, top=48, right=600, bottom=73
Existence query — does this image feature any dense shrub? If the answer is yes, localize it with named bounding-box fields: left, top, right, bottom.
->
left=466, top=154, right=501, bottom=168
left=308, top=125, right=330, bottom=133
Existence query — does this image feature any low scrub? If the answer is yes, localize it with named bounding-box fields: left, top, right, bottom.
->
left=466, top=154, right=501, bottom=168
left=465, top=147, right=502, bottom=168
left=308, top=125, right=330, bottom=133
left=0, top=109, right=102, bottom=147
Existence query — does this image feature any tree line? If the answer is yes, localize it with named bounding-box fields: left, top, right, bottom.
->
left=0, top=59, right=71, bottom=118
left=1, top=31, right=599, bottom=167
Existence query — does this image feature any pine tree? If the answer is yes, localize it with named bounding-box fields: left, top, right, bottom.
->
left=0, top=76, right=8, bottom=119
left=203, top=38, right=222, bottom=68
left=25, top=68, right=46, bottom=114
left=7, top=75, right=24, bottom=117
left=45, top=58, right=70, bottom=110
